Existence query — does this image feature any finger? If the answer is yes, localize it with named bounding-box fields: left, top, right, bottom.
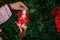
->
left=19, top=2, right=28, bottom=10
left=18, top=7, right=25, bottom=10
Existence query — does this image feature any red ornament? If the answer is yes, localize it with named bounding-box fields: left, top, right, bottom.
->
left=17, top=11, right=29, bottom=24
left=14, top=10, right=29, bottom=37
left=51, top=6, right=60, bottom=32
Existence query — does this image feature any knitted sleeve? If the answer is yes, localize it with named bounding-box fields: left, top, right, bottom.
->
left=0, top=4, right=12, bottom=25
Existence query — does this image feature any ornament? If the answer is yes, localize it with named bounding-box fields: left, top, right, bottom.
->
left=51, top=6, right=60, bottom=32
left=15, top=10, right=29, bottom=37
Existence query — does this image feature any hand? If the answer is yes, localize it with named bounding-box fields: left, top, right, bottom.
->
left=10, top=1, right=28, bottom=10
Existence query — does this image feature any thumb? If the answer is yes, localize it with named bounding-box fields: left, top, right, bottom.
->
left=18, top=7, right=26, bottom=11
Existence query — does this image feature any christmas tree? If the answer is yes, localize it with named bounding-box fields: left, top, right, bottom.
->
left=0, top=0, right=60, bottom=40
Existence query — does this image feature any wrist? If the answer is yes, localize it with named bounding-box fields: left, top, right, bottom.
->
left=7, top=4, right=13, bottom=12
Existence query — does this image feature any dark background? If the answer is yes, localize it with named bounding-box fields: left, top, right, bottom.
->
left=0, top=0, right=60, bottom=40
